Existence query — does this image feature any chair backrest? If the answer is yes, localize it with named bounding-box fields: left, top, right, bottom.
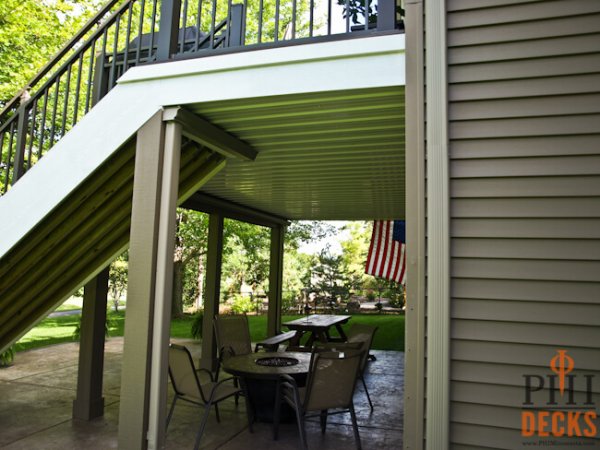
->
left=213, top=314, right=252, bottom=359
left=347, top=323, right=378, bottom=371
left=303, top=348, right=363, bottom=412
left=168, top=344, right=207, bottom=402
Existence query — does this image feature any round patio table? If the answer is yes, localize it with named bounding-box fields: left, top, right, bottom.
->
left=222, top=351, right=311, bottom=423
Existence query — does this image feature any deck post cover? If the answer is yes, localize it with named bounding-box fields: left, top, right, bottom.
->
left=200, top=212, right=224, bottom=371
left=267, top=224, right=285, bottom=336
left=72, top=267, right=109, bottom=421
left=146, top=119, right=182, bottom=450
left=118, top=111, right=166, bottom=450
left=424, top=0, right=451, bottom=448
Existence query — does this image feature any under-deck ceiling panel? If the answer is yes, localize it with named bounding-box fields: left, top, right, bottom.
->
left=187, top=86, right=405, bottom=220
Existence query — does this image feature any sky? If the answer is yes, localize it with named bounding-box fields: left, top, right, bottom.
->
left=297, top=220, right=351, bottom=255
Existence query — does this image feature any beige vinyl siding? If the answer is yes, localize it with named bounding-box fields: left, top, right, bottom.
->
left=445, top=0, right=600, bottom=448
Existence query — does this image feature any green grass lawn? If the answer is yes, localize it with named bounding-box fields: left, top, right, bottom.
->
left=15, top=312, right=404, bottom=353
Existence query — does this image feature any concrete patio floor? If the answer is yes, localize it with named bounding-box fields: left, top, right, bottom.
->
left=0, top=338, right=403, bottom=449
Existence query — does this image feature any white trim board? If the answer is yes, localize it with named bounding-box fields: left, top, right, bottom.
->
left=0, top=34, right=405, bottom=257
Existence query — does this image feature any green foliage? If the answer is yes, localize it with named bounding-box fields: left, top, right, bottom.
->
left=109, top=253, right=128, bottom=312
left=190, top=310, right=204, bottom=340
left=310, top=247, right=351, bottom=305
left=0, top=0, right=103, bottom=106
left=230, top=295, right=255, bottom=314
left=72, top=316, right=111, bottom=340
left=0, top=345, right=15, bottom=367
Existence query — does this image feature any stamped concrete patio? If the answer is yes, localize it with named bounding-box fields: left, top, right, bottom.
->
left=0, top=338, right=403, bottom=449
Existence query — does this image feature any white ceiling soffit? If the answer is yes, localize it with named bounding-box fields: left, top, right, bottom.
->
left=190, top=85, right=405, bottom=220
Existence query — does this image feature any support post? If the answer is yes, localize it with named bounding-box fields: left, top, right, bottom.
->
left=377, top=0, right=397, bottom=31
left=72, top=267, right=109, bottom=421
left=118, top=111, right=165, bottom=450
left=200, top=213, right=224, bottom=371
left=267, top=225, right=285, bottom=337
left=156, top=0, right=182, bottom=61
left=147, top=120, right=182, bottom=450
left=12, top=103, right=29, bottom=184
left=228, top=4, right=244, bottom=47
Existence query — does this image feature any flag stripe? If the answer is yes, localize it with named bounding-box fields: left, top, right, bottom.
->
left=365, top=220, right=406, bottom=286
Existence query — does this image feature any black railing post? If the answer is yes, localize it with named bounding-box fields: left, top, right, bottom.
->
left=228, top=4, right=244, bottom=47
left=12, top=93, right=31, bottom=184
left=156, top=0, right=182, bottom=61
left=377, top=0, right=396, bottom=31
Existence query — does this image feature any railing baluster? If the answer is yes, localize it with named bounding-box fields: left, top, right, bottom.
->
left=210, top=0, right=216, bottom=49
left=26, top=98, right=38, bottom=170
left=194, top=0, right=203, bottom=51
left=258, top=0, right=264, bottom=43
left=180, top=0, right=188, bottom=53
left=38, top=89, right=49, bottom=157
left=275, top=0, right=280, bottom=42
left=5, top=122, right=15, bottom=189
left=85, top=40, right=96, bottom=113
left=73, top=54, right=84, bottom=124
left=327, top=0, right=332, bottom=35
left=0, top=131, right=5, bottom=192
left=149, top=0, right=159, bottom=59
left=309, top=0, right=314, bottom=37
left=60, top=65, right=72, bottom=138
left=292, top=0, right=297, bottom=39
left=345, top=0, right=350, bottom=33
left=124, top=2, right=134, bottom=72
left=135, top=0, right=146, bottom=64
left=109, top=14, right=121, bottom=88
left=49, top=79, right=61, bottom=148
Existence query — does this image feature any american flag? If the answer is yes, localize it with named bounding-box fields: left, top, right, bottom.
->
left=365, top=220, right=406, bottom=285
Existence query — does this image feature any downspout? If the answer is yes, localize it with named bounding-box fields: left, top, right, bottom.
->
left=404, top=0, right=426, bottom=449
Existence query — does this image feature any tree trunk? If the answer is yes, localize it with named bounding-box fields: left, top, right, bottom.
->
left=196, top=254, right=205, bottom=309
left=172, top=259, right=184, bottom=318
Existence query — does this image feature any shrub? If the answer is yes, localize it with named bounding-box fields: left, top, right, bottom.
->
left=230, top=295, right=254, bottom=314
left=191, top=310, right=204, bottom=340
left=0, top=346, right=15, bottom=368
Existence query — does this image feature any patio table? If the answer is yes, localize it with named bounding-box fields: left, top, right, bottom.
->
left=222, top=352, right=311, bottom=425
left=282, top=314, right=351, bottom=348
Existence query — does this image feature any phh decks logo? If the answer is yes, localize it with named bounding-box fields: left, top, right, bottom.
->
left=522, top=350, right=597, bottom=439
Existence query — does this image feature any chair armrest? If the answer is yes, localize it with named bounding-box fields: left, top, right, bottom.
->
left=195, top=367, right=215, bottom=382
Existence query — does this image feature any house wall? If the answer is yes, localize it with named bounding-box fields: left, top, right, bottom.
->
left=445, top=0, right=600, bottom=448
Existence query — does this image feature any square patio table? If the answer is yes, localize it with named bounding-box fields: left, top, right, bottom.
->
left=282, top=314, right=351, bottom=348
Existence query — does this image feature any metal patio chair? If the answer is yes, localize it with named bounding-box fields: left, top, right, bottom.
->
left=346, top=323, right=378, bottom=410
left=274, top=347, right=364, bottom=449
left=167, top=344, right=241, bottom=450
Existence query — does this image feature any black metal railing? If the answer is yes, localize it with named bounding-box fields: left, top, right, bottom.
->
left=0, top=0, right=402, bottom=195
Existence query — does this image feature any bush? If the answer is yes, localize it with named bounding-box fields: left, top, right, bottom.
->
left=191, top=310, right=204, bottom=340
left=0, top=346, right=15, bottom=368
left=230, top=295, right=254, bottom=314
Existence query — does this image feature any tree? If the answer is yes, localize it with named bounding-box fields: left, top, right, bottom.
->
left=108, top=253, right=128, bottom=312
left=310, top=247, right=351, bottom=309
left=0, top=0, right=103, bottom=106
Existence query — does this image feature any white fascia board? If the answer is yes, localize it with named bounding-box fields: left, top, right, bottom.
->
left=119, top=34, right=405, bottom=87
left=0, top=33, right=405, bottom=257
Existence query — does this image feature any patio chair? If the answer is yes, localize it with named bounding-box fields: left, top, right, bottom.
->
left=346, top=323, right=378, bottom=411
left=274, top=348, right=364, bottom=449
left=167, top=344, right=241, bottom=450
